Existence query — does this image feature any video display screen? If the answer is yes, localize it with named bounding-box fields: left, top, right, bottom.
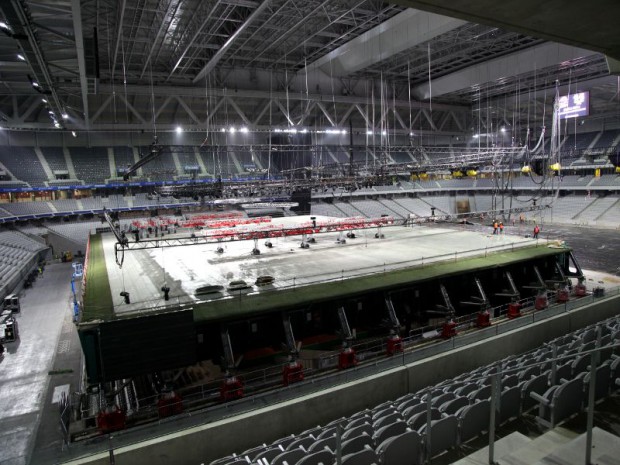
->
left=558, top=91, right=589, bottom=119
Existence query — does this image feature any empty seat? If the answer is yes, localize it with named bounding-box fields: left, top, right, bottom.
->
left=377, top=430, right=424, bottom=465
left=458, top=399, right=490, bottom=443
left=341, top=447, right=379, bottom=465
left=341, top=433, right=373, bottom=456
left=520, top=373, right=549, bottom=412
left=501, top=374, right=519, bottom=389
left=287, top=435, right=316, bottom=451
left=373, top=420, right=407, bottom=445
left=317, top=427, right=337, bottom=439
left=373, top=412, right=403, bottom=430
left=499, top=386, right=521, bottom=423
left=308, top=435, right=336, bottom=453
left=418, top=415, right=458, bottom=457
left=454, top=383, right=477, bottom=397
left=342, top=423, right=373, bottom=440
left=346, top=416, right=370, bottom=429
left=468, top=384, right=491, bottom=402
left=407, top=409, right=441, bottom=431
left=582, top=362, right=612, bottom=404
left=402, top=402, right=426, bottom=419
left=271, top=448, right=307, bottom=465
left=254, top=446, right=285, bottom=463
left=241, top=444, right=268, bottom=461
left=432, top=391, right=455, bottom=407
left=396, top=397, right=420, bottom=412
left=532, top=377, right=584, bottom=428
left=296, top=449, right=334, bottom=465
left=438, top=396, right=469, bottom=415
left=571, top=354, right=590, bottom=375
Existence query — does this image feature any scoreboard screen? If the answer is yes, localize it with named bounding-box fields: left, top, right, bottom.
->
left=558, top=91, right=589, bottom=119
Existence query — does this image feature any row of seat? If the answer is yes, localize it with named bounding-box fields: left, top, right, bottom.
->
left=209, top=315, right=620, bottom=465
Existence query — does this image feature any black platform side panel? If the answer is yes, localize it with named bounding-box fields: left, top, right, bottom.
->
left=98, top=311, right=196, bottom=382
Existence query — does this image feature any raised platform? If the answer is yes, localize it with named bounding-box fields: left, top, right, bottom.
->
left=82, top=216, right=560, bottom=322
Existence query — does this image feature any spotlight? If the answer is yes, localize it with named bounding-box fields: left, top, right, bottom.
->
left=71, top=131, right=77, bottom=137
left=41, top=98, right=47, bottom=103
left=229, top=127, right=236, bottom=133
left=473, top=134, right=479, bottom=139
left=54, top=122, right=60, bottom=128
left=381, top=130, right=387, bottom=135
left=240, top=127, right=249, bottom=133
left=500, top=127, right=506, bottom=133
left=61, top=113, right=68, bottom=119
left=220, top=128, right=225, bottom=132
left=17, top=54, right=25, bottom=61
left=175, top=126, right=183, bottom=134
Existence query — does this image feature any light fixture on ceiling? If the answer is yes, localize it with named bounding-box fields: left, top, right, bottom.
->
left=240, top=127, right=249, bottom=133
left=71, top=131, right=77, bottom=137
left=175, top=126, right=183, bottom=134
left=61, top=112, right=69, bottom=119
left=229, top=127, right=236, bottom=133
left=17, top=53, right=25, bottom=61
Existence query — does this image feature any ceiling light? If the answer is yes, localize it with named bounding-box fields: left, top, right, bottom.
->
left=61, top=113, right=69, bottom=119
left=175, top=126, right=183, bottom=134
left=17, top=54, right=25, bottom=61
left=340, top=129, right=346, bottom=135
left=0, top=21, right=9, bottom=31
left=54, top=122, right=60, bottom=128
left=240, top=127, right=249, bottom=133
left=71, top=131, right=77, bottom=138
left=500, top=127, right=506, bottom=133
left=301, top=128, right=308, bottom=133
left=220, top=128, right=225, bottom=132
left=366, top=130, right=373, bottom=135
left=229, top=127, right=236, bottom=133
left=41, top=98, right=47, bottom=103
left=32, top=81, right=40, bottom=88
left=381, top=130, right=387, bottom=136
left=473, top=134, right=479, bottom=139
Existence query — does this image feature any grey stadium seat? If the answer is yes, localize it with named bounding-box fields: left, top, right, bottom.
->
left=373, top=420, right=408, bottom=445
left=271, top=448, right=307, bottom=465
left=532, top=377, right=584, bottom=428
left=341, top=433, right=374, bottom=456
left=342, top=423, right=373, bottom=440
left=438, top=396, right=469, bottom=416
left=458, top=399, right=490, bottom=444
left=377, top=430, right=424, bottom=465
left=341, top=447, right=379, bottom=465
left=295, top=449, right=334, bottom=465
left=418, top=415, right=458, bottom=457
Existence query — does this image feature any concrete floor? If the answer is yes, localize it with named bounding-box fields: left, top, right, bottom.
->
left=0, top=262, right=75, bottom=465
left=102, top=216, right=537, bottom=315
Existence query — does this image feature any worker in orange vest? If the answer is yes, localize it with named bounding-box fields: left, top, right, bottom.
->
left=492, top=220, right=498, bottom=234
left=499, top=222, right=504, bottom=234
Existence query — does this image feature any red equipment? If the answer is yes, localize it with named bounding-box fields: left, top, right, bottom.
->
left=338, top=347, right=357, bottom=370
left=282, top=361, right=304, bottom=386
left=219, top=376, right=244, bottom=402
left=386, top=334, right=403, bottom=356
left=535, top=294, right=548, bottom=310
left=507, top=303, right=522, bottom=319
left=97, top=405, right=126, bottom=433
left=157, top=391, right=184, bottom=418
left=476, top=310, right=491, bottom=328
left=574, top=282, right=587, bottom=297
left=556, top=288, right=570, bottom=303
left=441, top=320, right=457, bottom=339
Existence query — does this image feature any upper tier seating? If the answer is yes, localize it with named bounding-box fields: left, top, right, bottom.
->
left=0, top=146, right=48, bottom=187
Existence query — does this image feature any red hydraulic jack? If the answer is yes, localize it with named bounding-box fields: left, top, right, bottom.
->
left=535, top=292, right=548, bottom=310
left=507, top=302, right=522, bottom=319
left=338, top=346, right=357, bottom=369
left=386, top=333, right=403, bottom=356
left=97, top=405, right=126, bottom=434
left=283, top=361, right=304, bottom=386
left=556, top=287, right=570, bottom=303
left=574, top=279, right=587, bottom=297
left=157, top=390, right=184, bottom=418
left=441, top=319, right=457, bottom=339
left=476, top=309, right=491, bottom=328
left=219, top=376, right=244, bottom=402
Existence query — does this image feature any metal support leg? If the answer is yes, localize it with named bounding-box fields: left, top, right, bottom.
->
left=585, top=351, right=597, bottom=465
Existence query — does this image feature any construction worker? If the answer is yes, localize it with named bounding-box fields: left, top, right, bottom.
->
left=499, top=222, right=504, bottom=234
left=533, top=224, right=540, bottom=239
left=492, top=220, right=498, bottom=235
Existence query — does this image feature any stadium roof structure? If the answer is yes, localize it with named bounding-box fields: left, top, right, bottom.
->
left=0, top=0, right=618, bottom=135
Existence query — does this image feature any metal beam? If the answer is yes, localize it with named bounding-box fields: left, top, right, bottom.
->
left=111, top=0, right=127, bottom=80
left=71, top=0, right=90, bottom=128
left=192, top=0, right=272, bottom=83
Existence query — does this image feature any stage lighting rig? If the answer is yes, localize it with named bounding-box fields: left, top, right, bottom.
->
left=123, top=137, right=164, bottom=180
